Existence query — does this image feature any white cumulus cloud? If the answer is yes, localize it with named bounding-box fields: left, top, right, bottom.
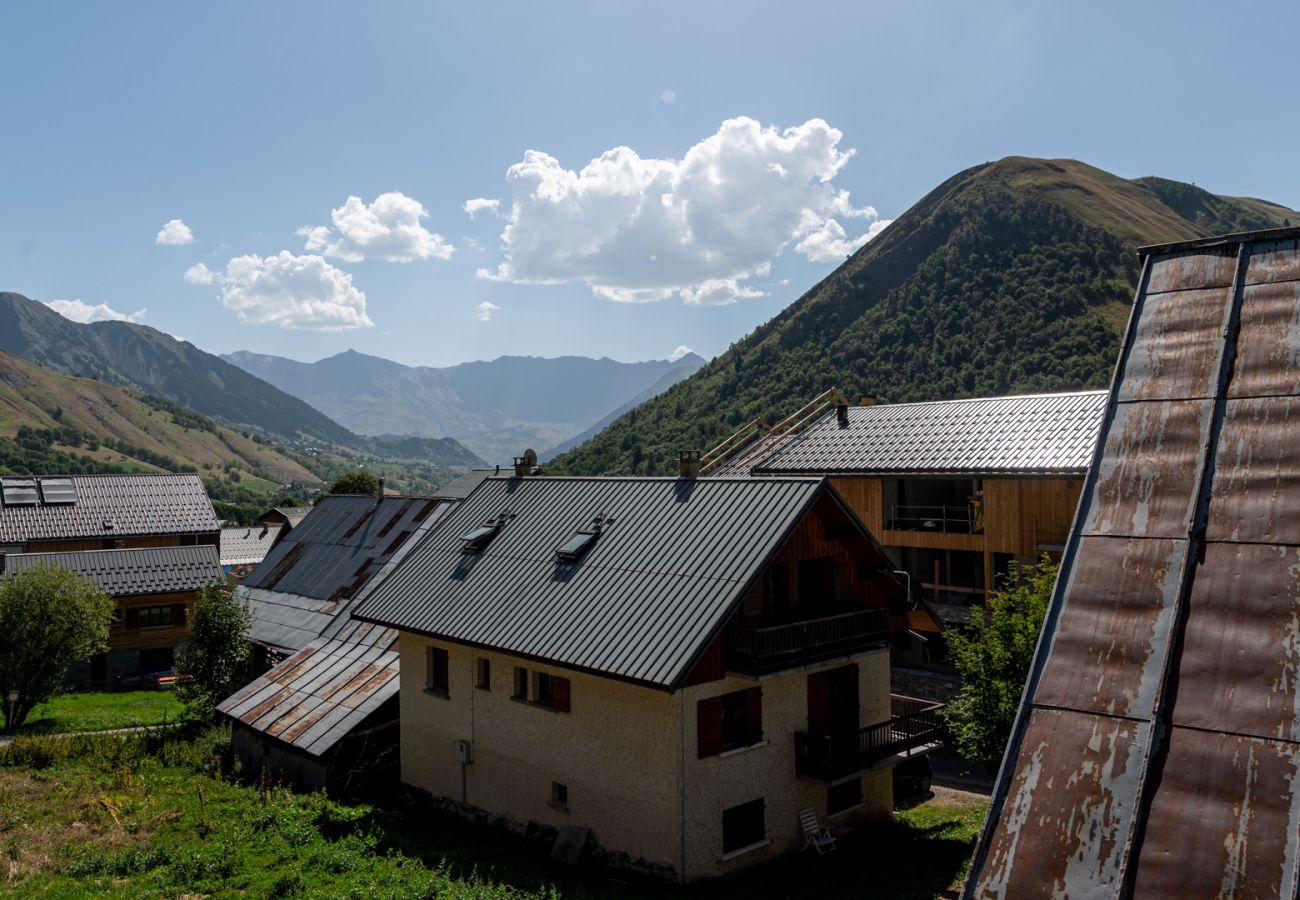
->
left=669, top=344, right=694, bottom=361
left=183, top=262, right=215, bottom=285
left=217, top=251, right=373, bottom=331
left=794, top=216, right=893, bottom=262
left=46, top=299, right=145, bottom=324
left=477, top=116, right=887, bottom=305
left=155, top=219, right=194, bottom=246
left=464, top=198, right=501, bottom=218
left=476, top=301, right=500, bottom=322
left=298, top=192, right=453, bottom=262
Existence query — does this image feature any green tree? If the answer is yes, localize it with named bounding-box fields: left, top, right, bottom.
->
left=326, top=471, right=380, bottom=496
left=176, top=578, right=251, bottom=722
left=0, top=565, right=114, bottom=731
left=943, top=555, right=1057, bottom=770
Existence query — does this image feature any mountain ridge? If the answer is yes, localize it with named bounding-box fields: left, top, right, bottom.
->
left=548, top=156, right=1299, bottom=475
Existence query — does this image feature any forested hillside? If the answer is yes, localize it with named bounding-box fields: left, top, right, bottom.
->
left=550, top=157, right=1299, bottom=475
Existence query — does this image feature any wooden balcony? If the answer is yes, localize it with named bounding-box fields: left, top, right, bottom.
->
left=726, top=608, right=888, bottom=676
left=794, top=695, right=946, bottom=784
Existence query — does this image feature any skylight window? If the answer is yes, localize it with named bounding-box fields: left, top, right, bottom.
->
left=0, top=478, right=38, bottom=507
left=555, top=514, right=610, bottom=562
left=460, top=514, right=509, bottom=554
left=38, top=478, right=77, bottom=505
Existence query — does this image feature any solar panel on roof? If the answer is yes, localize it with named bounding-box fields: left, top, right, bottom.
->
left=37, top=478, right=77, bottom=505
left=0, top=478, right=38, bottom=506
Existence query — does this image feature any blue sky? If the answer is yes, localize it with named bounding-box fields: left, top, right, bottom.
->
left=3, top=1, right=1297, bottom=368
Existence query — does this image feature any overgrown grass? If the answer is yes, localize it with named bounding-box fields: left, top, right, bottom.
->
left=0, top=727, right=986, bottom=898
left=19, top=691, right=183, bottom=735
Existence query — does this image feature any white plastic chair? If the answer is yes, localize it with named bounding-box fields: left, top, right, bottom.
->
left=799, top=807, right=837, bottom=854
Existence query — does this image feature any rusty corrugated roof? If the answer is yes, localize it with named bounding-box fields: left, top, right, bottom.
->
left=220, top=524, right=282, bottom=567
left=742, top=391, right=1106, bottom=477
left=965, top=227, right=1300, bottom=899
left=4, top=544, right=221, bottom=596
left=0, top=473, right=218, bottom=544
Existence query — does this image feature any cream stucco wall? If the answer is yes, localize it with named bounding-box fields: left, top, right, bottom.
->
left=397, top=634, right=892, bottom=882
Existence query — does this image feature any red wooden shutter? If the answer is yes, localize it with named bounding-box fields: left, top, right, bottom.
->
left=747, top=687, right=763, bottom=745
left=697, top=696, right=723, bottom=758
left=552, top=677, right=571, bottom=713
left=125, top=607, right=140, bottom=630
left=807, top=670, right=829, bottom=736
left=172, top=604, right=186, bottom=627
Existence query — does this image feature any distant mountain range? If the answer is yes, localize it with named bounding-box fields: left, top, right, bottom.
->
left=0, top=292, right=483, bottom=468
left=222, top=349, right=706, bottom=463
left=549, top=156, right=1300, bottom=475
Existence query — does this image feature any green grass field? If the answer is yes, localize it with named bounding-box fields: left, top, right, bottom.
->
left=0, top=727, right=986, bottom=898
left=19, top=691, right=184, bottom=735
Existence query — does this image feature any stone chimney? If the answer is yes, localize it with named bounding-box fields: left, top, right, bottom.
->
left=513, top=448, right=539, bottom=477
left=836, top=403, right=849, bottom=426
left=678, top=449, right=701, bottom=479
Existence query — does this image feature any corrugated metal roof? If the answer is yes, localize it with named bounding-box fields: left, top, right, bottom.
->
left=434, top=469, right=497, bottom=500
left=966, top=227, right=1300, bottom=898
left=263, top=506, right=312, bottom=529
left=242, top=495, right=455, bottom=653
left=744, top=391, right=1107, bottom=477
left=0, top=473, right=218, bottom=544
left=4, top=544, right=221, bottom=596
left=220, top=524, right=282, bottom=567
left=354, top=475, right=894, bottom=690
left=216, top=634, right=399, bottom=758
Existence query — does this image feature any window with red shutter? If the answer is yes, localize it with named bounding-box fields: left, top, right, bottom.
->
left=697, top=696, right=723, bottom=758
left=700, top=688, right=763, bottom=758
left=551, top=676, right=571, bottom=713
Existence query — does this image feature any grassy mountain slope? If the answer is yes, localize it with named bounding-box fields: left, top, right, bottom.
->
left=550, top=157, right=1298, bottom=475
left=0, top=349, right=319, bottom=486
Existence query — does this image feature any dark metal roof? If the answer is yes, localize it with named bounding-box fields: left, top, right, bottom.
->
left=4, top=544, right=221, bottom=596
left=743, top=391, right=1107, bottom=477
left=966, top=227, right=1300, bottom=898
left=435, top=469, right=497, bottom=500
left=242, top=495, right=456, bottom=653
left=220, top=524, right=283, bottom=567
left=354, top=476, right=897, bottom=690
left=0, top=473, right=219, bottom=544
left=216, top=634, right=399, bottom=758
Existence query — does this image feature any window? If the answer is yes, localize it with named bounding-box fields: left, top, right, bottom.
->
left=425, top=646, right=449, bottom=697
left=136, top=606, right=174, bottom=628
left=827, top=779, right=862, bottom=815
left=721, top=798, right=765, bottom=854
left=513, top=667, right=570, bottom=712
left=461, top=514, right=509, bottom=554
left=475, top=657, right=491, bottom=691
left=37, top=478, right=77, bottom=505
left=0, top=478, right=37, bottom=506
left=550, top=782, right=568, bottom=809
left=555, top=530, right=599, bottom=561
left=697, top=687, right=762, bottom=758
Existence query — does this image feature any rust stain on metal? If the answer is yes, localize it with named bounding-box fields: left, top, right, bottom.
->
left=1131, top=728, right=1300, bottom=897
left=1208, top=397, right=1300, bottom=544
left=278, top=699, right=334, bottom=742
left=1034, top=536, right=1184, bottom=719
left=1118, top=287, right=1233, bottom=401
left=1245, top=236, right=1300, bottom=285
left=322, top=663, right=383, bottom=703
left=974, top=708, right=1144, bottom=899
left=1084, top=399, right=1210, bottom=539
left=240, top=686, right=292, bottom=726
left=268, top=646, right=318, bottom=685
left=1145, top=246, right=1238, bottom=294
left=1229, top=281, right=1300, bottom=398
left=1175, top=543, right=1300, bottom=742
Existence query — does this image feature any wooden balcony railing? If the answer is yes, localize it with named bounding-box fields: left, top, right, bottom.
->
left=794, top=695, right=946, bottom=784
left=726, top=608, right=888, bottom=676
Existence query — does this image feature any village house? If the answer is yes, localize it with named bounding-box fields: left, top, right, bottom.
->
left=218, top=491, right=457, bottom=791
left=351, top=472, right=943, bottom=882
left=0, top=473, right=221, bottom=685
left=709, top=390, right=1106, bottom=670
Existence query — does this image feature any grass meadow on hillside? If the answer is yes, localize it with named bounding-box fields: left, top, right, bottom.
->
left=0, top=727, right=984, bottom=898
left=18, top=691, right=184, bottom=735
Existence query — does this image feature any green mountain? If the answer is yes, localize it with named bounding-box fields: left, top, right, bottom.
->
left=550, top=157, right=1299, bottom=475
left=0, top=292, right=483, bottom=469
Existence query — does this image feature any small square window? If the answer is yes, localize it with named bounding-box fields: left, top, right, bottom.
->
left=722, top=798, right=765, bottom=854
left=513, top=666, right=529, bottom=700
left=426, top=646, right=449, bottom=697
left=550, top=782, right=568, bottom=808
left=476, top=657, right=491, bottom=690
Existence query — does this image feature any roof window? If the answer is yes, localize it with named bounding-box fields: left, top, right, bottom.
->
left=0, top=478, right=38, bottom=507
left=38, top=478, right=78, bottom=505
left=556, top=514, right=610, bottom=562
left=461, top=513, right=510, bottom=554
